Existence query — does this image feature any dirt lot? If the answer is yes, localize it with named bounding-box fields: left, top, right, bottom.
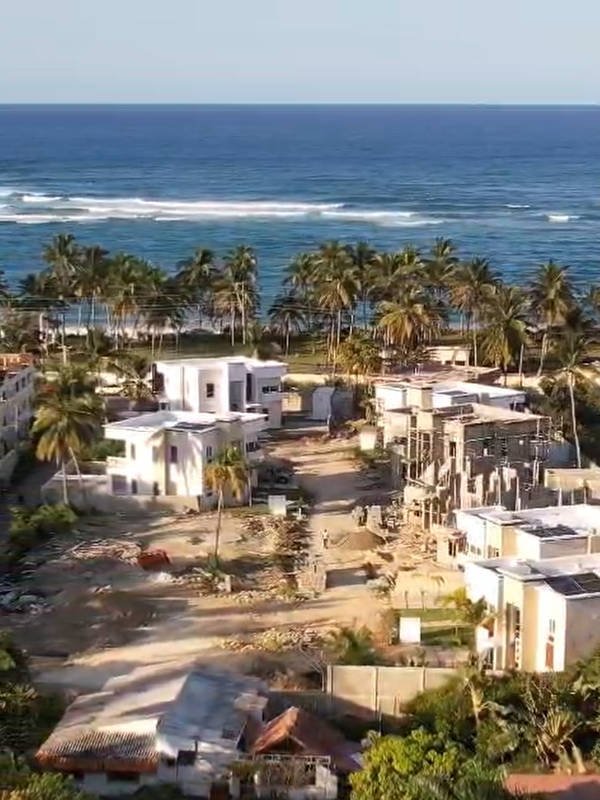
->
left=1, top=431, right=463, bottom=695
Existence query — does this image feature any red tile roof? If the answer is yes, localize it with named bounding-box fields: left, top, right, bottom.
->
left=506, top=773, right=600, bottom=799
left=251, top=707, right=359, bottom=773
left=36, top=729, right=158, bottom=774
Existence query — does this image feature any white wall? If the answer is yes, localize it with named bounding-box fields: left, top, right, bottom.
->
left=464, top=562, right=502, bottom=609
left=374, top=385, right=407, bottom=415
left=533, top=586, right=567, bottom=672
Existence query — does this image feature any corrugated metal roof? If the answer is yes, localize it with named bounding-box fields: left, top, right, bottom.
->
left=36, top=729, right=158, bottom=773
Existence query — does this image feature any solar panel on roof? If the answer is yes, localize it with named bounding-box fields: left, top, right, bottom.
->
left=573, top=572, right=600, bottom=594
left=545, top=576, right=582, bottom=596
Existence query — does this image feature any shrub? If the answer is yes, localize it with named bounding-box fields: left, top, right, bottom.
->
left=80, top=437, right=125, bottom=461
left=31, top=504, right=78, bottom=535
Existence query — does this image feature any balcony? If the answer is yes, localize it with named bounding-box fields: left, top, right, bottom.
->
left=106, top=456, right=128, bottom=471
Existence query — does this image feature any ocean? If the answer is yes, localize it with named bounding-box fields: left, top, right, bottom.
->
left=1, top=104, right=600, bottom=305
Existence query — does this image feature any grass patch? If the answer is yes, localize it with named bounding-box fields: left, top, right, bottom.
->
left=398, top=608, right=460, bottom=623
left=421, top=625, right=474, bottom=648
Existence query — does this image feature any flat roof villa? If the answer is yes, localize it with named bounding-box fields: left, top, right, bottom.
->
left=153, top=356, right=287, bottom=429
left=375, top=378, right=526, bottom=415
left=103, top=409, right=267, bottom=501
left=465, top=551, right=600, bottom=672
left=454, top=503, right=600, bottom=563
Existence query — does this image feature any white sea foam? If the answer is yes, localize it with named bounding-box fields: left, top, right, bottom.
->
left=547, top=213, right=579, bottom=223
left=0, top=191, right=445, bottom=227
left=506, top=203, right=531, bottom=209
left=22, top=193, right=62, bottom=203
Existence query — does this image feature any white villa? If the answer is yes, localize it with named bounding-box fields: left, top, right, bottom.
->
left=153, top=356, right=287, bottom=429
left=103, top=410, right=267, bottom=503
left=0, top=354, right=37, bottom=486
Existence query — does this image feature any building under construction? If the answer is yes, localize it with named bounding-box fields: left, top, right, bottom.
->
left=377, top=381, right=559, bottom=530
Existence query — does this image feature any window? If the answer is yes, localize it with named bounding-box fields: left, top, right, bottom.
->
left=131, top=479, right=138, bottom=495
left=206, top=382, right=215, bottom=399
left=130, top=443, right=136, bottom=459
left=106, top=772, right=140, bottom=783
left=246, top=441, right=259, bottom=453
left=449, top=441, right=457, bottom=457
left=170, top=446, right=178, bottom=464
left=177, top=751, right=197, bottom=766
left=486, top=546, right=500, bottom=559
left=545, top=619, right=556, bottom=670
left=205, top=445, right=213, bottom=462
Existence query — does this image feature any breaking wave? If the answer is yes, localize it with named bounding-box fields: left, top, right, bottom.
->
left=546, top=213, right=580, bottom=223
left=0, top=190, right=445, bottom=227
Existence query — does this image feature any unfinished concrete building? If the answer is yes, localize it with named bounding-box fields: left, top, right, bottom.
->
left=380, top=382, right=553, bottom=530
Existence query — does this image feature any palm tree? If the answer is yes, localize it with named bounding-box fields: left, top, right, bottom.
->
left=480, top=286, right=529, bottom=384
left=268, top=292, right=306, bottom=354
left=377, top=286, right=445, bottom=351
left=555, top=330, right=590, bottom=468
left=449, top=258, right=498, bottom=366
left=204, top=446, right=249, bottom=561
left=349, top=241, right=377, bottom=328
left=110, top=352, right=152, bottom=403
left=42, top=233, right=79, bottom=295
left=74, top=245, right=109, bottom=336
left=225, top=245, right=258, bottom=345
left=313, top=241, right=357, bottom=362
left=326, top=625, right=378, bottom=665
left=33, top=394, right=100, bottom=504
left=336, top=335, right=381, bottom=381
left=530, top=261, right=573, bottom=376
left=175, top=247, right=216, bottom=328
left=425, top=238, right=459, bottom=298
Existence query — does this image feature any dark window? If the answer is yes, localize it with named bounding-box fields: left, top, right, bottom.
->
left=68, top=771, right=85, bottom=781
left=449, top=441, right=457, bottom=457
left=106, top=772, right=140, bottom=783
left=205, top=445, right=213, bottom=462
left=246, top=373, right=253, bottom=402
left=206, top=382, right=215, bottom=399
left=170, top=446, right=178, bottom=464
left=177, top=750, right=196, bottom=766
left=131, top=479, right=138, bottom=495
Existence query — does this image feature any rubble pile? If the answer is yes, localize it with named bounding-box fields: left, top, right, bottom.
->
left=221, top=625, right=325, bottom=653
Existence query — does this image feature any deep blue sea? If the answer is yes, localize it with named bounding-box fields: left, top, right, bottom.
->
left=1, top=104, right=600, bottom=305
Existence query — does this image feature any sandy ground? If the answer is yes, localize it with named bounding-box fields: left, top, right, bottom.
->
left=2, top=431, right=462, bottom=696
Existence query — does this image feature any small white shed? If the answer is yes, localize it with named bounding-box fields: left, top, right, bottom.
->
left=311, top=386, right=335, bottom=420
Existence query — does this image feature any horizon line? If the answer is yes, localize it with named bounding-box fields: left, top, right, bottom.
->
left=0, top=101, right=598, bottom=108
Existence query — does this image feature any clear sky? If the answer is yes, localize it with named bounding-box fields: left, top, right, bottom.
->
left=1, top=0, right=598, bottom=104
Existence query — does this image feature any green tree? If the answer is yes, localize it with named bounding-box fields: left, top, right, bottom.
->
left=530, top=260, right=573, bottom=376
left=480, top=286, right=529, bottom=384
left=268, top=292, right=306, bottom=354
left=336, top=335, right=381, bottom=381
left=204, top=446, right=249, bottom=561
left=425, top=238, right=459, bottom=299
left=449, top=258, right=498, bottom=366
left=313, top=241, right=357, bottom=361
left=33, top=394, right=100, bottom=505
left=326, top=626, right=378, bottom=665
left=377, top=286, right=444, bottom=351
left=110, top=352, right=152, bottom=402
left=555, top=330, right=590, bottom=468
left=350, top=729, right=467, bottom=800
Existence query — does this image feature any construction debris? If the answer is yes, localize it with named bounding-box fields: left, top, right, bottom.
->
left=221, top=626, right=325, bottom=653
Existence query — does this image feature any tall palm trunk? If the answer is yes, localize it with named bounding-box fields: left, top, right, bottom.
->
left=60, top=456, right=68, bottom=505
left=214, top=487, right=224, bottom=561
left=230, top=305, right=236, bottom=347
left=537, top=330, right=548, bottom=377
left=568, top=372, right=582, bottom=468
left=240, top=282, right=247, bottom=345
left=285, top=323, right=290, bottom=356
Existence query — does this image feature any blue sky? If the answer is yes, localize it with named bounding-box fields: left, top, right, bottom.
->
left=1, top=0, right=598, bottom=103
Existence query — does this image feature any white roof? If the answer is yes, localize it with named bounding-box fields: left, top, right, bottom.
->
left=470, top=552, right=600, bottom=582
left=433, top=381, right=524, bottom=399
left=155, top=356, right=286, bottom=370
left=458, top=503, right=600, bottom=534
left=105, top=409, right=266, bottom=434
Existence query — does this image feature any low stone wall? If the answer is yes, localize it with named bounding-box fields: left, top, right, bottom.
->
left=41, top=473, right=200, bottom=514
